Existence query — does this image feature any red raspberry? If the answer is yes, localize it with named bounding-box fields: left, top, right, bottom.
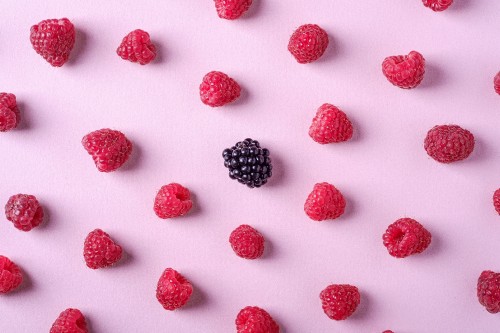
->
left=494, top=189, right=500, bottom=215
left=156, top=268, right=193, bottom=310
left=30, top=18, right=75, bottom=67
left=494, top=72, right=500, bottom=95
left=215, top=0, right=253, bottom=20
left=288, top=24, right=329, bottom=64
left=383, top=218, right=431, bottom=258
left=422, top=0, right=453, bottom=11
left=309, top=104, right=353, bottom=144
left=424, top=124, right=475, bottom=163
left=154, top=183, right=193, bottom=219
left=229, top=224, right=265, bottom=259
left=0, top=256, right=23, bottom=294
left=304, top=182, right=346, bottom=221
left=383, top=331, right=394, bottom=333
left=117, top=29, right=157, bottom=65
left=5, top=194, right=44, bottom=231
left=50, top=308, right=88, bottom=333
left=83, top=229, right=123, bottom=269
left=382, top=51, right=425, bottom=89
left=477, top=270, right=500, bottom=313
left=200, top=71, right=241, bottom=107
left=82, top=128, right=133, bottom=172
left=236, top=306, right=279, bottom=333
left=0, top=93, right=20, bottom=132
left=320, top=284, right=360, bottom=320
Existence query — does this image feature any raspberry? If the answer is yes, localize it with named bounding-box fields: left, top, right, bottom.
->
left=229, top=224, right=265, bottom=259
left=0, top=93, right=20, bottom=132
left=309, top=104, right=353, bottom=144
left=494, top=72, right=500, bottom=95
left=154, top=183, right=193, bottom=219
left=30, top=18, right=75, bottom=67
left=477, top=270, right=500, bottom=313
left=117, top=29, right=157, bottom=65
left=383, top=218, right=431, bottom=258
left=288, top=24, right=329, bottom=64
left=424, top=124, right=475, bottom=163
left=50, top=308, right=88, bottom=333
left=320, top=284, right=360, bottom=320
left=304, top=183, right=346, bottom=221
left=215, top=0, right=253, bottom=20
left=494, top=189, right=500, bottom=215
left=382, top=51, right=425, bottom=89
left=156, top=268, right=193, bottom=310
left=83, top=229, right=123, bottom=269
left=82, top=128, right=133, bottom=172
left=5, top=194, right=44, bottom=231
left=200, top=71, right=241, bottom=107
left=223, top=138, right=272, bottom=188
left=236, top=306, right=279, bottom=333
left=0, top=256, right=23, bottom=294
left=422, top=0, right=453, bottom=11
left=383, top=331, right=394, bottom=333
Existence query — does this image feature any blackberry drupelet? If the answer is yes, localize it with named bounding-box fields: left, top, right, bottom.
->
left=222, top=138, right=272, bottom=188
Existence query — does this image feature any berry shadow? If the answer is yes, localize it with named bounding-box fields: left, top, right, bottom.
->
left=340, top=192, right=356, bottom=220
left=16, top=102, right=31, bottom=131
left=241, top=0, right=263, bottom=20
left=465, top=137, right=488, bottom=163
left=266, top=153, right=286, bottom=187
left=187, top=190, right=202, bottom=218
left=450, top=0, right=473, bottom=11
left=68, top=28, right=88, bottom=66
left=120, top=140, right=142, bottom=172
left=37, top=202, right=53, bottom=231
left=314, top=31, right=340, bottom=64
left=420, top=63, right=445, bottom=89
left=183, top=281, right=208, bottom=310
left=351, top=289, right=370, bottom=320
left=262, top=232, right=277, bottom=259
left=422, top=232, right=442, bottom=257
left=151, top=38, right=166, bottom=64
left=116, top=249, right=134, bottom=268
left=228, top=82, right=250, bottom=107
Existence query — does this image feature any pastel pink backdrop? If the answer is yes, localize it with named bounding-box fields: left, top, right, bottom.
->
left=1, top=0, right=500, bottom=332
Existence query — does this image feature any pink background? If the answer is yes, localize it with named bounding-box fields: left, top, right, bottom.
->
left=1, top=0, right=500, bottom=332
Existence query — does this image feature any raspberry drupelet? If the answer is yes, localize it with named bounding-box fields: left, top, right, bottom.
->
left=422, top=0, right=453, bottom=11
left=288, top=24, right=329, bottom=64
left=156, top=268, right=193, bottom=310
left=383, top=218, right=431, bottom=258
left=0, top=93, right=20, bottom=132
left=236, top=306, right=280, bottom=333
left=30, top=18, right=75, bottom=67
left=493, top=189, right=500, bottom=215
left=83, top=229, right=123, bottom=269
left=50, top=308, right=88, bottom=333
left=5, top=194, right=44, bottom=231
left=304, top=182, right=346, bottom=221
left=309, top=104, right=353, bottom=144
left=117, top=29, right=157, bottom=65
left=229, top=224, right=265, bottom=259
left=82, top=128, right=133, bottom=172
left=0, top=256, right=23, bottom=294
left=477, top=270, right=500, bottom=313
left=382, top=51, right=425, bottom=89
left=424, top=124, right=475, bottom=163
left=494, top=72, right=500, bottom=95
left=214, top=0, right=253, bottom=20
left=154, top=183, right=193, bottom=219
left=320, top=284, right=360, bottom=320
left=200, top=71, right=241, bottom=107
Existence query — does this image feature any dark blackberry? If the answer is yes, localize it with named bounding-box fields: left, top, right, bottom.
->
left=222, top=139, right=272, bottom=188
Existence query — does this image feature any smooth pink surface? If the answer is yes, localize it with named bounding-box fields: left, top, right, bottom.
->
left=1, top=1, right=500, bottom=332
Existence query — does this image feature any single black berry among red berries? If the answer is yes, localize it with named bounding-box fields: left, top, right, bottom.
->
left=223, top=139, right=272, bottom=188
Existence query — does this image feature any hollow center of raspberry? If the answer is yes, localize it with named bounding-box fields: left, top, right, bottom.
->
left=175, top=192, right=188, bottom=201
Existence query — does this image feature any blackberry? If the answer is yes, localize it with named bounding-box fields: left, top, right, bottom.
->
left=222, top=138, right=272, bottom=188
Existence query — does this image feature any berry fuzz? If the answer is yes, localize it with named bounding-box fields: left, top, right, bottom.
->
left=424, top=124, right=475, bottom=163
left=82, top=128, right=133, bottom=172
left=309, top=103, right=353, bottom=144
left=229, top=224, right=265, bottom=259
left=477, top=270, right=500, bottom=313
left=383, top=218, right=432, bottom=258
left=30, top=18, right=75, bottom=67
left=156, top=268, right=193, bottom=310
left=215, top=0, right=253, bottom=20
left=494, top=72, right=500, bottom=95
left=0, top=93, right=20, bottom=132
left=200, top=71, right=241, bottom=107
left=288, top=24, right=329, bottom=64
left=83, top=229, right=123, bottom=269
left=382, top=51, right=425, bottom=89
left=154, top=183, right=193, bottom=219
left=320, top=284, right=360, bottom=320
left=5, top=194, right=44, bottom=231
left=50, top=308, right=88, bottom=333
left=117, top=29, right=157, bottom=65
left=236, top=306, right=280, bottom=333
left=304, top=182, right=346, bottom=221
left=0, top=256, right=23, bottom=294
left=494, top=189, right=500, bottom=215
left=422, top=0, right=453, bottom=11
left=223, top=138, right=272, bottom=188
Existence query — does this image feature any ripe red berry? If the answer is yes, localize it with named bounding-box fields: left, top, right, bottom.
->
left=5, top=194, right=44, bottom=231
left=288, top=24, right=329, bottom=64
left=215, top=0, right=253, bottom=20
left=0, top=256, right=23, bottom=294
left=30, top=18, right=75, bottom=67
left=83, top=229, right=123, bottom=269
left=154, top=183, right=193, bottom=219
left=383, top=218, right=431, bottom=258
left=382, top=51, right=425, bottom=89
left=494, top=72, right=500, bottom=95
left=50, top=308, right=88, bottom=333
left=200, top=71, right=241, bottom=107
left=493, top=189, right=500, bottom=215
left=82, top=128, right=133, bottom=172
left=229, top=224, right=265, bottom=259
left=424, top=124, right=475, bottom=163
left=156, top=268, right=193, bottom=310
left=477, top=270, right=500, bottom=313
left=117, top=29, right=157, bottom=65
left=304, top=182, right=346, bottom=221
left=422, top=0, right=453, bottom=11
left=383, top=331, right=395, bottom=333
left=320, top=284, right=360, bottom=320
left=236, top=306, right=279, bottom=333
left=0, top=93, right=20, bottom=132
left=309, top=104, right=353, bottom=144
